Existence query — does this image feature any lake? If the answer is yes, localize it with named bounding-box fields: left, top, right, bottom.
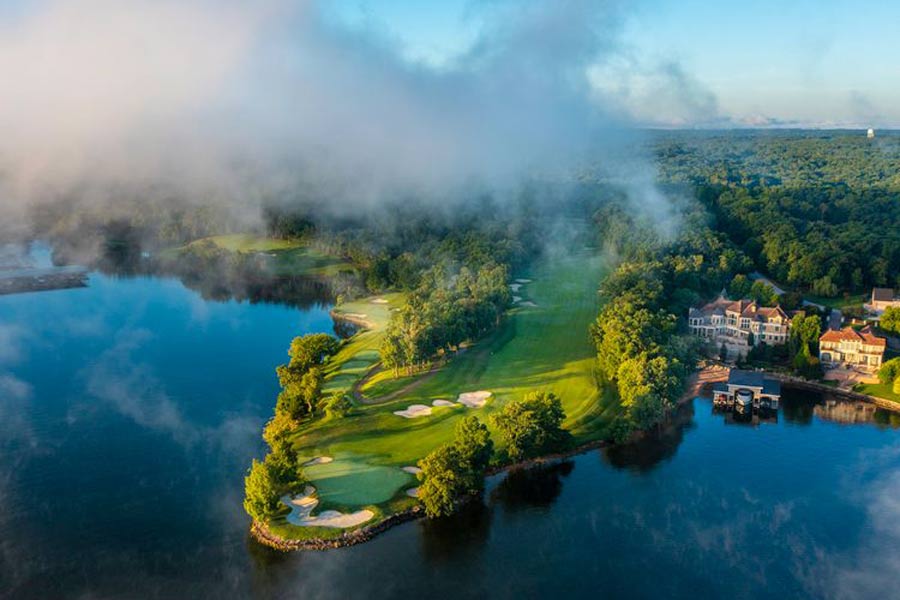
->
left=2, top=261, right=900, bottom=599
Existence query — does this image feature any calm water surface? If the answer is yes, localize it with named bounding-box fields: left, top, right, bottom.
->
left=2, top=264, right=900, bottom=599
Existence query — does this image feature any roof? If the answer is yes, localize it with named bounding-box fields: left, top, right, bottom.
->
left=728, top=370, right=765, bottom=388
left=692, top=295, right=789, bottom=322
left=872, top=288, right=896, bottom=302
left=727, top=370, right=781, bottom=395
left=820, top=326, right=886, bottom=348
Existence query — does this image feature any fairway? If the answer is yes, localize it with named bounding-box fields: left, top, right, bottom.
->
left=289, top=247, right=619, bottom=528
left=182, top=234, right=353, bottom=277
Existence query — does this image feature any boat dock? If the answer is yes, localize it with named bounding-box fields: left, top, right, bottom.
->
left=712, top=369, right=781, bottom=414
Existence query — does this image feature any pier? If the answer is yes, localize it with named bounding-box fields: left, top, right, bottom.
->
left=712, top=370, right=781, bottom=414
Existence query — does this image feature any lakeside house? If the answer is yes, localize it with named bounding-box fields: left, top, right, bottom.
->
left=866, top=287, right=900, bottom=315
left=818, top=326, right=886, bottom=372
left=688, top=294, right=791, bottom=356
left=712, top=370, right=782, bottom=411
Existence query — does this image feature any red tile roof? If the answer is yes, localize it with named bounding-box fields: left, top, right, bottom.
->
left=820, top=326, right=886, bottom=348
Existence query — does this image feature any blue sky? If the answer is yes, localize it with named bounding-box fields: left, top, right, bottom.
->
left=329, top=0, right=900, bottom=127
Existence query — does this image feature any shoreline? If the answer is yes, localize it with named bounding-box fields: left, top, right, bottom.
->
left=250, top=363, right=900, bottom=553
left=250, top=436, right=618, bottom=552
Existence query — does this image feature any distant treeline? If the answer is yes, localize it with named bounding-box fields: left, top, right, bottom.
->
left=650, top=132, right=900, bottom=295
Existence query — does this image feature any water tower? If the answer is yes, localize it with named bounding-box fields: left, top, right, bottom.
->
left=867, top=128, right=876, bottom=139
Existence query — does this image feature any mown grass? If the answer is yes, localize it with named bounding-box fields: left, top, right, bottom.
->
left=290, top=250, right=618, bottom=509
left=855, top=382, right=900, bottom=403
left=806, top=293, right=868, bottom=309
left=304, top=453, right=414, bottom=506
left=183, top=234, right=352, bottom=277
left=322, top=294, right=403, bottom=396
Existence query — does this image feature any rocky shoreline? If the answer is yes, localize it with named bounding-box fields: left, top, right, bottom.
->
left=251, top=435, right=621, bottom=552
left=251, top=506, right=424, bottom=551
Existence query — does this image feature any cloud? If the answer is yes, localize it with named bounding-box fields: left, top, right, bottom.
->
left=0, top=323, right=27, bottom=364
left=79, top=326, right=265, bottom=455
left=0, top=0, right=683, bottom=226
left=816, top=445, right=900, bottom=600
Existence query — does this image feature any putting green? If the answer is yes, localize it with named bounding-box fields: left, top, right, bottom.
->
left=305, top=455, right=413, bottom=506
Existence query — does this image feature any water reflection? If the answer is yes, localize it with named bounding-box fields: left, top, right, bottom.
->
left=603, top=401, right=696, bottom=472
left=491, top=461, right=575, bottom=510
left=419, top=499, right=493, bottom=562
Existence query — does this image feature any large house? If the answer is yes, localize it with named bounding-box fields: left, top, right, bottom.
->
left=866, top=288, right=900, bottom=314
left=688, top=295, right=792, bottom=353
left=819, top=326, right=886, bottom=371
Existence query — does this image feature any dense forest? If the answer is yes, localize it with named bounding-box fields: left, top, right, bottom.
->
left=651, top=131, right=900, bottom=295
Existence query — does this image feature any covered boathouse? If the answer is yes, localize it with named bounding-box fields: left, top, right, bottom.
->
left=712, top=370, right=781, bottom=412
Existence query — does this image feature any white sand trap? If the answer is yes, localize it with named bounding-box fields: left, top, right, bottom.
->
left=303, top=456, right=334, bottom=466
left=512, top=295, right=522, bottom=303
left=406, top=487, right=420, bottom=498
left=402, top=466, right=423, bottom=475
left=393, top=404, right=432, bottom=418
left=457, top=391, right=492, bottom=408
left=432, top=399, right=456, bottom=407
left=306, top=509, right=375, bottom=528
left=342, top=312, right=368, bottom=320
left=371, top=298, right=389, bottom=304
left=515, top=278, right=532, bottom=283
left=519, top=301, right=538, bottom=307
left=282, top=487, right=375, bottom=528
left=509, top=283, right=522, bottom=292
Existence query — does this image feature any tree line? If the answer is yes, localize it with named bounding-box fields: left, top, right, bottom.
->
left=380, top=262, right=511, bottom=375
left=244, top=333, right=348, bottom=523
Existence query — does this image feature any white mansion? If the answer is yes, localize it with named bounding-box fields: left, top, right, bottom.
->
left=688, top=295, right=792, bottom=350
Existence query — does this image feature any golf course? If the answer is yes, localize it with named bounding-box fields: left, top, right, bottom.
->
left=265, top=247, right=618, bottom=541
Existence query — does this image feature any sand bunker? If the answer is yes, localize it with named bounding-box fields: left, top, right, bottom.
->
left=457, top=391, right=492, bottom=408
left=519, top=301, right=538, bottom=308
left=307, top=509, right=375, bottom=528
left=406, top=487, right=420, bottom=498
left=371, top=298, right=389, bottom=304
left=303, top=456, right=334, bottom=467
left=515, top=278, right=532, bottom=284
left=393, top=404, right=433, bottom=418
left=512, top=295, right=522, bottom=303
left=282, top=487, right=375, bottom=529
left=342, top=312, right=368, bottom=320
left=432, top=399, right=456, bottom=407
left=509, top=283, right=522, bottom=292
left=402, top=466, right=423, bottom=475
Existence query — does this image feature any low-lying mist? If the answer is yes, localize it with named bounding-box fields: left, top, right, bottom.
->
left=0, top=0, right=688, bottom=243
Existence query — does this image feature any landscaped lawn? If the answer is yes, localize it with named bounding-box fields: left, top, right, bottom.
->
left=322, top=294, right=403, bottom=396
left=182, top=234, right=353, bottom=277
left=289, top=248, right=619, bottom=520
left=855, top=382, right=900, bottom=403
left=304, top=454, right=414, bottom=507
left=805, top=293, right=868, bottom=310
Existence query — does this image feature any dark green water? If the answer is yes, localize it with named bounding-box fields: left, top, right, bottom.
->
left=2, top=260, right=900, bottom=599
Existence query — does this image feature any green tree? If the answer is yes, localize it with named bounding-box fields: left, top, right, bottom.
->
left=878, top=358, right=900, bottom=385
left=491, top=391, right=567, bottom=461
left=286, top=334, right=339, bottom=373
left=881, top=307, right=900, bottom=336
left=243, top=459, right=281, bottom=522
left=324, top=393, right=353, bottom=419
left=417, top=445, right=465, bottom=518
left=263, top=412, right=300, bottom=454
left=416, top=416, right=494, bottom=518
left=728, top=274, right=752, bottom=298
left=453, top=416, right=493, bottom=490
